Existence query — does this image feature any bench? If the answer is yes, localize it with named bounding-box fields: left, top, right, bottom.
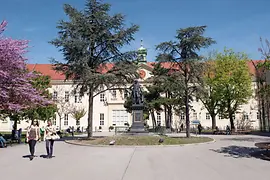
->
left=213, top=130, right=226, bottom=135
left=3, top=133, right=22, bottom=146
left=233, top=130, right=251, bottom=135
left=255, top=142, right=270, bottom=151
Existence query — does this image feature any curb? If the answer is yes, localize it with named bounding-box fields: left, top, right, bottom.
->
left=65, top=137, right=216, bottom=148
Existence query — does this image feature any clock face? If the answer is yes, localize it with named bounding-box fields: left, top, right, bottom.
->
left=139, top=70, right=146, bottom=79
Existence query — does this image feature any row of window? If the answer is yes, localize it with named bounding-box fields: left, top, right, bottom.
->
left=53, top=91, right=82, bottom=103
left=100, top=90, right=128, bottom=102
left=179, top=112, right=259, bottom=120
left=54, top=113, right=105, bottom=126
left=53, top=90, right=127, bottom=103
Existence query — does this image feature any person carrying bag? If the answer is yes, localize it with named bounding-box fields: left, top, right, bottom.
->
left=44, top=120, right=59, bottom=158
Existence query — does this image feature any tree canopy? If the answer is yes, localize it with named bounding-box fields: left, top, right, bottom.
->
left=50, top=0, right=139, bottom=137
left=156, top=26, right=215, bottom=137
left=213, top=49, right=252, bottom=130
left=0, top=20, right=49, bottom=112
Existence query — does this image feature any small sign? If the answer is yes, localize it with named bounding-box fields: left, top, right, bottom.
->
left=134, top=112, right=141, bottom=122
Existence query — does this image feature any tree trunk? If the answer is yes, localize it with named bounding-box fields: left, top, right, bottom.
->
left=87, top=88, right=94, bottom=138
left=13, top=119, right=18, bottom=131
left=168, top=105, right=172, bottom=129
left=261, top=96, right=266, bottom=131
left=185, top=91, right=190, bottom=138
left=229, top=112, right=235, bottom=131
left=210, top=113, right=216, bottom=130
left=266, top=96, right=270, bottom=132
left=150, top=110, right=157, bottom=129
left=59, top=117, right=62, bottom=131
left=164, top=106, right=169, bottom=128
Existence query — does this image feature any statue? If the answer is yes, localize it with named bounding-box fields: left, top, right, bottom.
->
left=132, top=79, right=143, bottom=105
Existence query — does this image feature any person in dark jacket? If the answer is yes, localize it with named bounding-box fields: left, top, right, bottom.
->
left=198, top=123, right=203, bottom=135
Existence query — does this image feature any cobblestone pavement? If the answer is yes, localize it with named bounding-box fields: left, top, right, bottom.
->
left=1, top=134, right=270, bottom=180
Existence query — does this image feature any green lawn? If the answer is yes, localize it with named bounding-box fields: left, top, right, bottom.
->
left=73, top=135, right=213, bottom=146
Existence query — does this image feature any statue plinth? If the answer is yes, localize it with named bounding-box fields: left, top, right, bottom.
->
left=130, top=104, right=146, bottom=133
left=129, top=79, right=148, bottom=134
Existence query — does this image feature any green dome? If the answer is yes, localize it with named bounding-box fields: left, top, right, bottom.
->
left=137, top=39, right=147, bottom=62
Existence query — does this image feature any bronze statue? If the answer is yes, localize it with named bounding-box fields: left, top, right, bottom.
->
left=132, top=79, right=143, bottom=105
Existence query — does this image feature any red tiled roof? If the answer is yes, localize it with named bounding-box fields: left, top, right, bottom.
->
left=27, top=60, right=265, bottom=80
left=27, top=64, right=66, bottom=80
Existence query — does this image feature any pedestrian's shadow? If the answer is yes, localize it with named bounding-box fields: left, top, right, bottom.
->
left=40, top=155, right=48, bottom=158
left=22, top=155, right=38, bottom=160
left=210, top=145, right=270, bottom=161
left=22, top=155, right=31, bottom=159
left=39, top=154, right=55, bottom=158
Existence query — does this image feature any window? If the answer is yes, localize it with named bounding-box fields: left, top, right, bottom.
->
left=157, top=112, right=161, bottom=125
left=180, top=113, right=185, bottom=120
left=193, top=113, right=197, bottom=119
left=112, top=90, right=117, bottom=100
left=257, top=112, right=260, bottom=119
left=218, top=114, right=222, bottom=120
left=53, top=91, right=57, bottom=101
left=112, top=110, right=128, bottom=126
left=75, top=94, right=82, bottom=103
left=52, top=119, right=56, bottom=125
left=206, top=113, right=210, bottom=120
left=100, top=93, right=105, bottom=102
left=64, top=114, right=68, bottom=126
left=65, top=91, right=69, bottom=102
left=244, top=114, right=249, bottom=120
left=100, top=113, right=104, bottom=125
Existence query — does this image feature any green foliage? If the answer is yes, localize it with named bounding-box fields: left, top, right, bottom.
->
left=71, top=108, right=86, bottom=121
left=213, top=49, right=252, bottom=129
left=156, top=26, right=215, bottom=137
left=197, top=58, right=223, bottom=129
left=50, top=0, right=139, bottom=137
left=24, top=73, right=57, bottom=122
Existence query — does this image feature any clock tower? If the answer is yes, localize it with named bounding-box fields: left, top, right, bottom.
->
left=137, top=39, right=147, bottom=63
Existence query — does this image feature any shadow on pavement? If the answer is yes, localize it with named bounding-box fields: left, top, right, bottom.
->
left=210, top=145, right=270, bottom=161
left=251, top=132, right=270, bottom=137
left=220, top=137, right=270, bottom=142
left=22, top=155, right=31, bottom=158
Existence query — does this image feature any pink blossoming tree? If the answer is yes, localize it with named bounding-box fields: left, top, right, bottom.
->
left=0, top=20, right=49, bottom=119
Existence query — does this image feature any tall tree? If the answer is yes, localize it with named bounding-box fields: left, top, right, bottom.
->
left=214, top=49, right=252, bottom=130
left=0, top=20, right=48, bottom=112
left=50, top=0, right=139, bottom=137
left=148, top=63, right=185, bottom=130
left=197, top=58, right=223, bottom=129
left=252, top=38, right=270, bottom=131
left=156, top=26, right=215, bottom=137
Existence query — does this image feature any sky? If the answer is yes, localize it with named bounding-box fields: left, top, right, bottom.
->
left=1, top=0, right=270, bottom=64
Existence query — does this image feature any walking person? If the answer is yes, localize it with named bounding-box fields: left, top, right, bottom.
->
left=44, top=120, right=58, bottom=158
left=26, top=120, right=41, bottom=161
left=198, top=123, right=202, bottom=135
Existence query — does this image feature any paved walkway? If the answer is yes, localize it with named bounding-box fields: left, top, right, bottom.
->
left=1, top=134, right=270, bottom=180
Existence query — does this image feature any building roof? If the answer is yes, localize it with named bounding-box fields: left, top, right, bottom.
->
left=26, top=60, right=263, bottom=80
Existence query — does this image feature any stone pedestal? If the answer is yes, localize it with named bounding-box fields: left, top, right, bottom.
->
left=130, top=104, right=147, bottom=133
